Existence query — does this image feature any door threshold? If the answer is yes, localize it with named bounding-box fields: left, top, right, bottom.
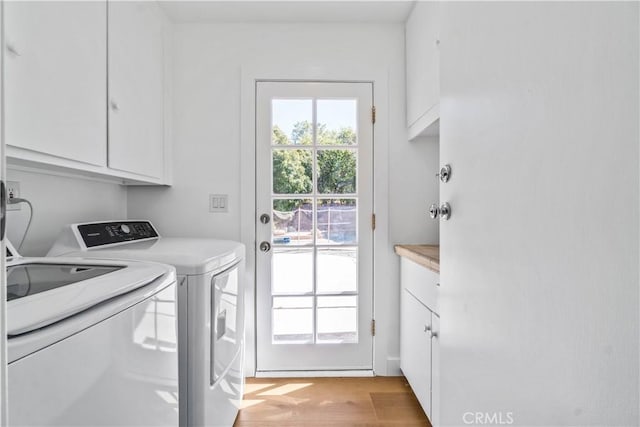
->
left=255, top=370, right=374, bottom=378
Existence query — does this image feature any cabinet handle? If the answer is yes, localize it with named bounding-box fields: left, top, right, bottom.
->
left=431, top=331, right=438, bottom=339
left=6, top=43, right=20, bottom=57
left=424, top=325, right=431, bottom=333
left=110, top=99, right=120, bottom=112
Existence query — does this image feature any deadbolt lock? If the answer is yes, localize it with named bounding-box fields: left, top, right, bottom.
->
left=259, top=241, right=271, bottom=252
left=436, top=164, right=452, bottom=183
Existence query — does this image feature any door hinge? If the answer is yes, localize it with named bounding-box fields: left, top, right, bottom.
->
left=371, top=319, right=376, bottom=336
left=371, top=213, right=376, bottom=231
left=371, top=106, right=376, bottom=124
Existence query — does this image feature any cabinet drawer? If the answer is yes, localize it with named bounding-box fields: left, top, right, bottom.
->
left=401, top=257, right=439, bottom=315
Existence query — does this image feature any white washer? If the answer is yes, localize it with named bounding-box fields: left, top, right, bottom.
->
left=48, top=221, right=245, bottom=427
left=6, top=240, right=179, bottom=426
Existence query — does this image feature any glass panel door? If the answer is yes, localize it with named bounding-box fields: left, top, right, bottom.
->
left=256, top=81, right=373, bottom=372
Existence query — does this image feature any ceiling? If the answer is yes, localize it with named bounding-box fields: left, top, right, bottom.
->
left=159, top=1, right=415, bottom=24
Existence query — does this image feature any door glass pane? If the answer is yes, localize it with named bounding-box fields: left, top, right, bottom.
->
left=317, top=199, right=357, bottom=245
left=272, top=149, right=312, bottom=194
left=317, top=247, right=357, bottom=294
left=272, top=248, right=313, bottom=294
left=266, top=90, right=366, bottom=351
left=317, top=99, right=357, bottom=146
left=317, top=296, right=357, bottom=343
left=317, top=149, right=357, bottom=194
left=272, top=99, right=312, bottom=145
left=272, top=199, right=313, bottom=244
left=273, top=296, right=313, bottom=344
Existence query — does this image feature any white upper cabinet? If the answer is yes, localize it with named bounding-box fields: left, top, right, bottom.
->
left=405, top=1, right=440, bottom=140
left=108, top=1, right=165, bottom=180
left=4, top=1, right=107, bottom=166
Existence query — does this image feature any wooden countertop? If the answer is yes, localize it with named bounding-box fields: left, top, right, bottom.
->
left=394, top=244, right=440, bottom=273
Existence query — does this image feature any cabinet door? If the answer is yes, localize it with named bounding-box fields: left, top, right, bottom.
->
left=108, top=1, right=164, bottom=179
left=405, top=1, right=440, bottom=128
left=4, top=1, right=107, bottom=166
left=400, top=289, right=432, bottom=417
left=430, top=314, right=440, bottom=427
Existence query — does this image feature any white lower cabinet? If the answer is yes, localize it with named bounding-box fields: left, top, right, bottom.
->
left=400, top=257, right=439, bottom=425
left=431, top=314, right=440, bottom=427
left=401, top=289, right=432, bottom=414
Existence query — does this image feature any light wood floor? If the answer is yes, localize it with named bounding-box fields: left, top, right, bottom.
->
left=233, top=377, right=431, bottom=427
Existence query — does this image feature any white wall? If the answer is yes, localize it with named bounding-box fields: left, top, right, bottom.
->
left=439, top=2, right=639, bottom=425
left=393, top=135, right=439, bottom=244
left=127, top=22, right=439, bottom=374
left=6, top=169, right=127, bottom=256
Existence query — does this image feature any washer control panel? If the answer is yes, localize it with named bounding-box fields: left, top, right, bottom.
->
left=77, top=221, right=159, bottom=248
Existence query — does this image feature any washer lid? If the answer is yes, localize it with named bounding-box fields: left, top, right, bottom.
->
left=6, top=257, right=171, bottom=336
left=79, top=238, right=245, bottom=275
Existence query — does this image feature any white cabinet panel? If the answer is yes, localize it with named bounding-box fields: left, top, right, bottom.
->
left=405, top=1, right=440, bottom=139
left=5, top=1, right=107, bottom=166
left=431, top=314, right=440, bottom=427
left=400, top=288, right=432, bottom=417
left=108, top=1, right=164, bottom=179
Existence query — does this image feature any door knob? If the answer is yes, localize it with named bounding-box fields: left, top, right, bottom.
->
left=428, top=203, right=439, bottom=219
left=439, top=202, right=451, bottom=221
left=259, top=241, right=271, bottom=252
left=259, top=214, right=270, bottom=224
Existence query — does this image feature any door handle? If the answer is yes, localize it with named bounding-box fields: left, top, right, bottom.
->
left=259, top=241, right=271, bottom=252
left=439, top=202, right=451, bottom=220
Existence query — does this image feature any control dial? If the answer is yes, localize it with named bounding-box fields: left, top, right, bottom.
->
left=120, top=224, right=131, bottom=234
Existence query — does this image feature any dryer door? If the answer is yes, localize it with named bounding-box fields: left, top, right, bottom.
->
left=211, top=261, right=242, bottom=385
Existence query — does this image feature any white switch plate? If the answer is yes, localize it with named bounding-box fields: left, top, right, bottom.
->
left=209, top=194, right=228, bottom=213
left=7, top=181, right=20, bottom=211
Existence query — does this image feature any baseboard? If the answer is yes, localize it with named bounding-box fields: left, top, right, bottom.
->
left=255, top=370, right=375, bottom=378
left=386, top=357, right=401, bottom=376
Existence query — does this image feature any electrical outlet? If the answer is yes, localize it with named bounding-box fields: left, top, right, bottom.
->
left=7, top=181, right=20, bottom=211
left=209, top=194, right=228, bottom=213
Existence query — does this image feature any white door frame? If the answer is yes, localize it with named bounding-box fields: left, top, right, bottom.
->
left=240, top=65, right=392, bottom=377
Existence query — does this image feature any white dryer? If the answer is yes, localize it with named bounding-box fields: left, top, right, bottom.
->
left=48, top=221, right=245, bottom=427
left=6, top=240, right=179, bottom=426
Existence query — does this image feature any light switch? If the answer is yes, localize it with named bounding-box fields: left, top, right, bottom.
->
left=209, top=194, right=228, bottom=213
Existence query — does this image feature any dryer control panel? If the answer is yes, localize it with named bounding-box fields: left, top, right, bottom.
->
left=77, top=221, right=159, bottom=248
